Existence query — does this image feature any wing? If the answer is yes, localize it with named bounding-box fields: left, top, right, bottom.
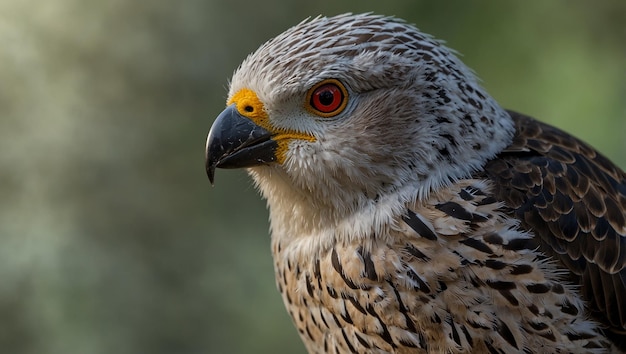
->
left=483, top=111, right=626, bottom=347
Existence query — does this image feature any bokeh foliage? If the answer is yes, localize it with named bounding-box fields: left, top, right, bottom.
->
left=0, top=1, right=624, bottom=353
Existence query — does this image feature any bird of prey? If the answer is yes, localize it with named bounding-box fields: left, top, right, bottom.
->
left=205, top=13, right=626, bottom=353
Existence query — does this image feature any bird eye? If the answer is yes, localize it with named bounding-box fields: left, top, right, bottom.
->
left=306, top=79, right=348, bottom=117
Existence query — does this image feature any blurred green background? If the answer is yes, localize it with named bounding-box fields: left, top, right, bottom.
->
left=0, top=1, right=624, bottom=353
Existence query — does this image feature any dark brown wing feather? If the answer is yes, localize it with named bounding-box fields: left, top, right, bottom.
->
left=483, top=111, right=626, bottom=348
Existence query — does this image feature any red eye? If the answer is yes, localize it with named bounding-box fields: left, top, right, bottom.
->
left=311, top=84, right=342, bottom=112
left=306, top=79, right=348, bottom=117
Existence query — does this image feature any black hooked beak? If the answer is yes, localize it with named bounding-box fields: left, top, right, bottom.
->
left=205, top=104, right=278, bottom=184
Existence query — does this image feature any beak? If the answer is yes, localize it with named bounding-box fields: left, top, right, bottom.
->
left=205, top=104, right=277, bottom=184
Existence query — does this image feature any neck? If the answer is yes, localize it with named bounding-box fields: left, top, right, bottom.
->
left=249, top=165, right=422, bottom=260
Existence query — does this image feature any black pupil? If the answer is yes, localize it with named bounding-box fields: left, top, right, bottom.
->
left=318, top=89, right=335, bottom=106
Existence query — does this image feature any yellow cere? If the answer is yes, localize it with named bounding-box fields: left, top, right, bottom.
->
left=228, top=88, right=316, bottom=164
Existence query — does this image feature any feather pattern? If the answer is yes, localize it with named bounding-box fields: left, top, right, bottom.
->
left=275, top=179, right=611, bottom=353
left=484, top=111, right=626, bottom=348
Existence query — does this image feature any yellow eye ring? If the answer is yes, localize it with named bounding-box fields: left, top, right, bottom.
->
left=305, top=79, right=348, bottom=118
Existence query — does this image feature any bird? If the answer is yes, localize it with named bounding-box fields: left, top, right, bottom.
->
left=205, top=13, right=626, bottom=353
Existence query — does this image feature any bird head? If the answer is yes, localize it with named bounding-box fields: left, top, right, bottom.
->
left=206, top=14, right=514, bottom=236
